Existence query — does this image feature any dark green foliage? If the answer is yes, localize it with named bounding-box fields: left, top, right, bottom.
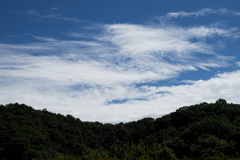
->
left=1, top=99, right=240, bottom=159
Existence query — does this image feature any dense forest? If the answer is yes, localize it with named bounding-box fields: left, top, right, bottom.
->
left=1, top=99, right=240, bottom=159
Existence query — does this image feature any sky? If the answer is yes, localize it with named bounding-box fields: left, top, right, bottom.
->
left=1, top=0, right=240, bottom=123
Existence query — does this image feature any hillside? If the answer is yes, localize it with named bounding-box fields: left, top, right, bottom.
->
left=1, top=99, right=240, bottom=159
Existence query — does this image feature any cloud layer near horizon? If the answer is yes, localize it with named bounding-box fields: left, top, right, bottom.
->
left=1, top=8, right=240, bottom=122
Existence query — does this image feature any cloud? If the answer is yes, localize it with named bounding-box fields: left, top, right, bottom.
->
left=99, top=24, right=234, bottom=55
left=1, top=23, right=235, bottom=84
left=14, top=9, right=85, bottom=22
left=164, top=8, right=240, bottom=19
left=148, top=70, right=240, bottom=110
left=1, top=8, right=240, bottom=122
left=25, top=10, right=40, bottom=16
left=2, top=68, right=240, bottom=123
left=50, top=7, right=59, bottom=11
left=236, top=61, right=240, bottom=67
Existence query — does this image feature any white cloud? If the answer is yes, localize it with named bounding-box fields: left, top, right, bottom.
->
left=14, top=9, right=85, bottom=22
left=147, top=70, right=240, bottom=110
left=236, top=61, right=240, bottom=67
left=2, top=69, right=240, bottom=123
left=50, top=7, right=59, bottom=11
left=165, top=8, right=240, bottom=19
left=99, top=24, right=235, bottom=56
left=1, top=9, right=240, bottom=122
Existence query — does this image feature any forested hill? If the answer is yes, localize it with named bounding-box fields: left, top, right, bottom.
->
left=1, top=99, right=240, bottom=159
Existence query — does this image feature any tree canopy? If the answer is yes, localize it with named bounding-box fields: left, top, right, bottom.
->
left=1, top=99, right=240, bottom=159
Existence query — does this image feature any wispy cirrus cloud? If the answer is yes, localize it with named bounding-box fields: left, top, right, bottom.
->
left=1, top=8, right=240, bottom=122
left=14, top=9, right=86, bottom=22
left=164, top=8, right=240, bottom=19
left=1, top=23, right=234, bottom=84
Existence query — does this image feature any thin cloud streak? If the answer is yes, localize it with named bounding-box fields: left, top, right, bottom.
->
left=14, top=10, right=86, bottom=22
left=165, top=8, right=240, bottom=19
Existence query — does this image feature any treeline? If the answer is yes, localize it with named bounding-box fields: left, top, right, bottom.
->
left=1, top=99, right=240, bottom=159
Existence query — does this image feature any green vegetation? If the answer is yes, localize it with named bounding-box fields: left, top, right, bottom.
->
left=1, top=99, right=240, bottom=159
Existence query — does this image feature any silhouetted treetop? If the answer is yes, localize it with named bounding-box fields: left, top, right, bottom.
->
left=1, top=99, right=240, bottom=159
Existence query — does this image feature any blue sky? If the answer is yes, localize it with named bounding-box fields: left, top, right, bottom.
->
left=1, top=0, right=240, bottom=123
